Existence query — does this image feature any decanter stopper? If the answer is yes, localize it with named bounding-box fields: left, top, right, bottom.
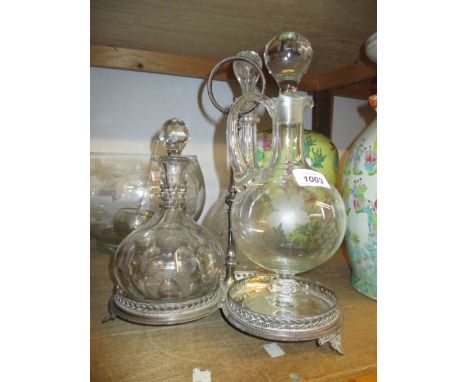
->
left=233, top=51, right=263, bottom=95
left=159, top=118, right=190, bottom=155
left=264, top=32, right=313, bottom=93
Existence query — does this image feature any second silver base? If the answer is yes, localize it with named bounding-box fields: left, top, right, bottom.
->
left=222, top=275, right=343, bottom=354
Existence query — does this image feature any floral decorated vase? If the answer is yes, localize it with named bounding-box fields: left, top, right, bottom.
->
left=257, top=130, right=339, bottom=186
left=341, top=95, right=377, bottom=299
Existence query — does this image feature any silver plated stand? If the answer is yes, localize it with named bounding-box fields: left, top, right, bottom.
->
left=109, top=284, right=223, bottom=325
left=223, top=170, right=238, bottom=287
left=221, top=275, right=343, bottom=354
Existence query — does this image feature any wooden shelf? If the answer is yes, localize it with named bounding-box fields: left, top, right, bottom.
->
left=90, top=0, right=377, bottom=97
left=91, top=241, right=376, bottom=382
left=90, top=45, right=233, bottom=82
left=332, top=78, right=377, bottom=100
left=91, top=45, right=376, bottom=95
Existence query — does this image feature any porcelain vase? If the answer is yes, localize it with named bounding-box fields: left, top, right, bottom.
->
left=257, top=130, right=339, bottom=185
left=342, top=96, right=377, bottom=299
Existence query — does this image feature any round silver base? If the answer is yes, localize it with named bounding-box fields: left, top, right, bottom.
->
left=111, top=284, right=223, bottom=325
left=223, top=275, right=343, bottom=354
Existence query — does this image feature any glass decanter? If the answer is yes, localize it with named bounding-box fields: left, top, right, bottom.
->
left=111, top=155, right=224, bottom=325
left=225, top=33, right=346, bottom=330
left=112, top=118, right=206, bottom=241
left=203, top=51, right=263, bottom=272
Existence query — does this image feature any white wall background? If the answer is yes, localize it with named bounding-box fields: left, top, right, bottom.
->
left=91, top=67, right=375, bottom=219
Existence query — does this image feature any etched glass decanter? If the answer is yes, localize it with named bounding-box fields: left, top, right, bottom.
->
left=223, top=32, right=346, bottom=349
left=111, top=155, right=224, bottom=325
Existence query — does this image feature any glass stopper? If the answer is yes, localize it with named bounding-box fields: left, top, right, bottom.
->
left=264, top=31, right=313, bottom=93
left=233, top=51, right=263, bottom=95
left=159, top=118, right=190, bottom=155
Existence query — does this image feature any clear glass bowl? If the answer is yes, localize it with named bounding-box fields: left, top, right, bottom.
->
left=90, top=153, right=149, bottom=250
left=90, top=152, right=206, bottom=253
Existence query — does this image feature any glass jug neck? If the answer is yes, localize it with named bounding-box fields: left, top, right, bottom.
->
left=270, top=93, right=312, bottom=166
left=271, top=120, right=305, bottom=166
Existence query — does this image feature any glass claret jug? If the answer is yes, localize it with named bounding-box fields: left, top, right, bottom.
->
left=226, top=33, right=346, bottom=327
left=111, top=155, right=224, bottom=325
left=203, top=50, right=265, bottom=272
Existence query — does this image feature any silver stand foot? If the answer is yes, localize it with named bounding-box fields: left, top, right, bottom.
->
left=102, top=297, right=117, bottom=323
left=317, top=329, right=344, bottom=355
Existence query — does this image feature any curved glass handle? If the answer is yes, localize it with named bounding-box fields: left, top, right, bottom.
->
left=227, top=93, right=276, bottom=186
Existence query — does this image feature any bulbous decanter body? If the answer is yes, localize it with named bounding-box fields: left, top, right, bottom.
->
left=113, top=156, right=224, bottom=306
left=227, top=32, right=346, bottom=300
left=230, top=95, right=346, bottom=276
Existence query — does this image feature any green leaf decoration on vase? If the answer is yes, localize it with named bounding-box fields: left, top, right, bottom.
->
left=257, top=130, right=339, bottom=186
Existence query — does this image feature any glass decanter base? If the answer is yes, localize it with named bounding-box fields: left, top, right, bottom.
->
left=223, top=275, right=343, bottom=354
left=110, top=284, right=223, bottom=325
